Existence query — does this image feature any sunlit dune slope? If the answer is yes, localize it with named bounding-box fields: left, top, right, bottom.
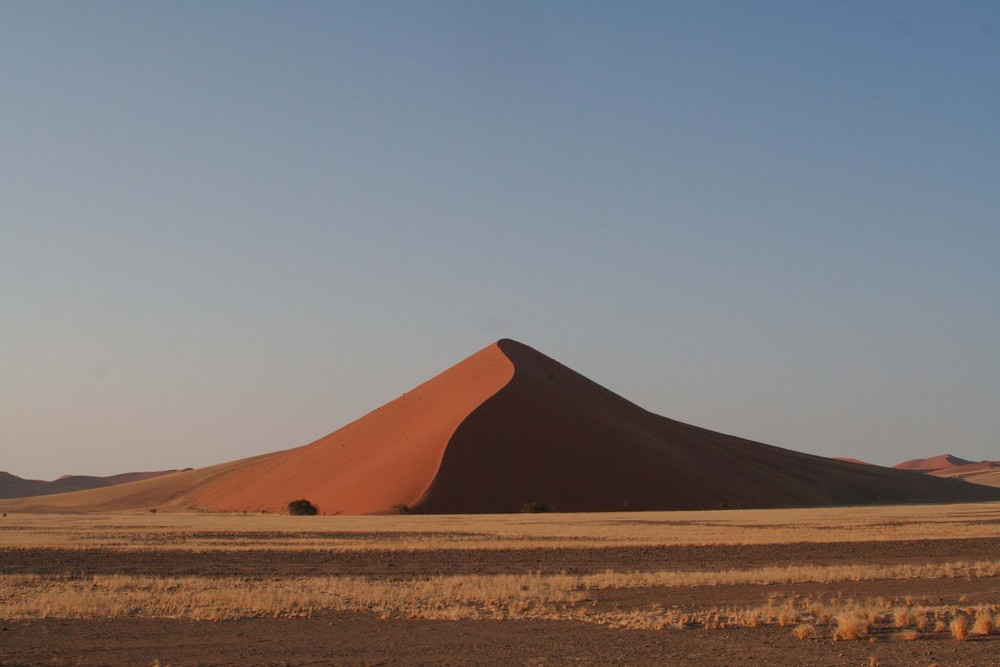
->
left=3, top=339, right=998, bottom=515
left=186, top=341, right=514, bottom=514
left=0, top=341, right=514, bottom=514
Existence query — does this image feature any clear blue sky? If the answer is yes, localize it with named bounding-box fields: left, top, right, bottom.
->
left=2, top=1, right=998, bottom=479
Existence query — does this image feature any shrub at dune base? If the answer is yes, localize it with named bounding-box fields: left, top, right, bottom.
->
left=287, top=499, right=319, bottom=516
left=520, top=501, right=553, bottom=513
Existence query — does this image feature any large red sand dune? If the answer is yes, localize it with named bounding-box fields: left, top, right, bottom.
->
left=3, top=340, right=999, bottom=514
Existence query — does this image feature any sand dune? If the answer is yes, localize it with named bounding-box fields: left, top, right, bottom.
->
left=930, top=461, right=1000, bottom=489
left=3, top=340, right=998, bottom=514
left=413, top=341, right=1000, bottom=512
left=893, top=454, right=976, bottom=473
left=832, top=458, right=871, bottom=465
left=0, top=469, right=187, bottom=500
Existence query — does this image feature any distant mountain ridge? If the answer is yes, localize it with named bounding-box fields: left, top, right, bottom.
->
left=0, top=469, right=189, bottom=500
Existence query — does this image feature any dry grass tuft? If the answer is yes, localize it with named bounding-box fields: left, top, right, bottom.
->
left=933, top=620, right=948, bottom=633
left=972, top=607, right=993, bottom=635
left=777, top=601, right=801, bottom=627
left=792, top=623, right=817, bottom=640
left=892, top=606, right=911, bottom=627
left=832, top=613, right=872, bottom=641
left=950, top=614, right=969, bottom=641
left=893, top=629, right=920, bottom=641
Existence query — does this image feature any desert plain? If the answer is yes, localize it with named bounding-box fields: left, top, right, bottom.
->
left=3, top=503, right=1000, bottom=666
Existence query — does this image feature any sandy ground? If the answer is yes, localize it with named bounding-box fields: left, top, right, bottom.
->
left=4, top=537, right=1000, bottom=577
left=3, top=535, right=1000, bottom=665
left=5, top=613, right=999, bottom=667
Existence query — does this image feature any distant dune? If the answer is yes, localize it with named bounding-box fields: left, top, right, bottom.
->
left=0, top=469, right=188, bottom=500
left=893, top=454, right=976, bottom=473
left=3, top=340, right=999, bottom=514
left=929, top=461, right=1000, bottom=489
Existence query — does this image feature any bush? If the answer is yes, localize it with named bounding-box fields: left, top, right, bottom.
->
left=520, top=501, right=552, bottom=513
left=287, top=499, right=319, bottom=516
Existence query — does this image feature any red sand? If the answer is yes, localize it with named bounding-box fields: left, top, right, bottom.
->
left=186, top=341, right=514, bottom=514
left=930, top=461, right=1000, bottom=489
left=413, top=340, right=1000, bottom=512
left=893, top=454, right=976, bottom=473
left=3, top=340, right=999, bottom=514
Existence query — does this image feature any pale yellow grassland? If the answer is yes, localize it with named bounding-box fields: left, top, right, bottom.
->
left=2, top=502, right=1000, bottom=551
left=4, top=558, right=1000, bottom=621
left=1, top=573, right=995, bottom=641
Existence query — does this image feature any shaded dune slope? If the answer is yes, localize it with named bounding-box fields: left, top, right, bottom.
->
left=3, top=339, right=998, bottom=514
left=414, top=340, right=1000, bottom=513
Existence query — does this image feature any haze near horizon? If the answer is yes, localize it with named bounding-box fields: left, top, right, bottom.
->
left=2, top=2, right=998, bottom=480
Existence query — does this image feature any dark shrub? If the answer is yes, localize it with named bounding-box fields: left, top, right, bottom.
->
left=520, top=501, right=552, bottom=513
left=287, top=499, right=319, bottom=516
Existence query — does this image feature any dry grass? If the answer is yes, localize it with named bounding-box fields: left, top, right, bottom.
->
left=950, top=614, right=969, bottom=641
left=0, top=573, right=590, bottom=622
left=574, top=560, right=1000, bottom=590
left=777, top=601, right=801, bottom=627
left=0, top=569, right=995, bottom=655
left=3, top=505, right=1000, bottom=649
left=792, top=623, right=817, bottom=640
left=972, top=607, right=994, bottom=635
left=3, top=569, right=994, bottom=645
left=3, top=502, right=1000, bottom=551
left=832, top=612, right=872, bottom=641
